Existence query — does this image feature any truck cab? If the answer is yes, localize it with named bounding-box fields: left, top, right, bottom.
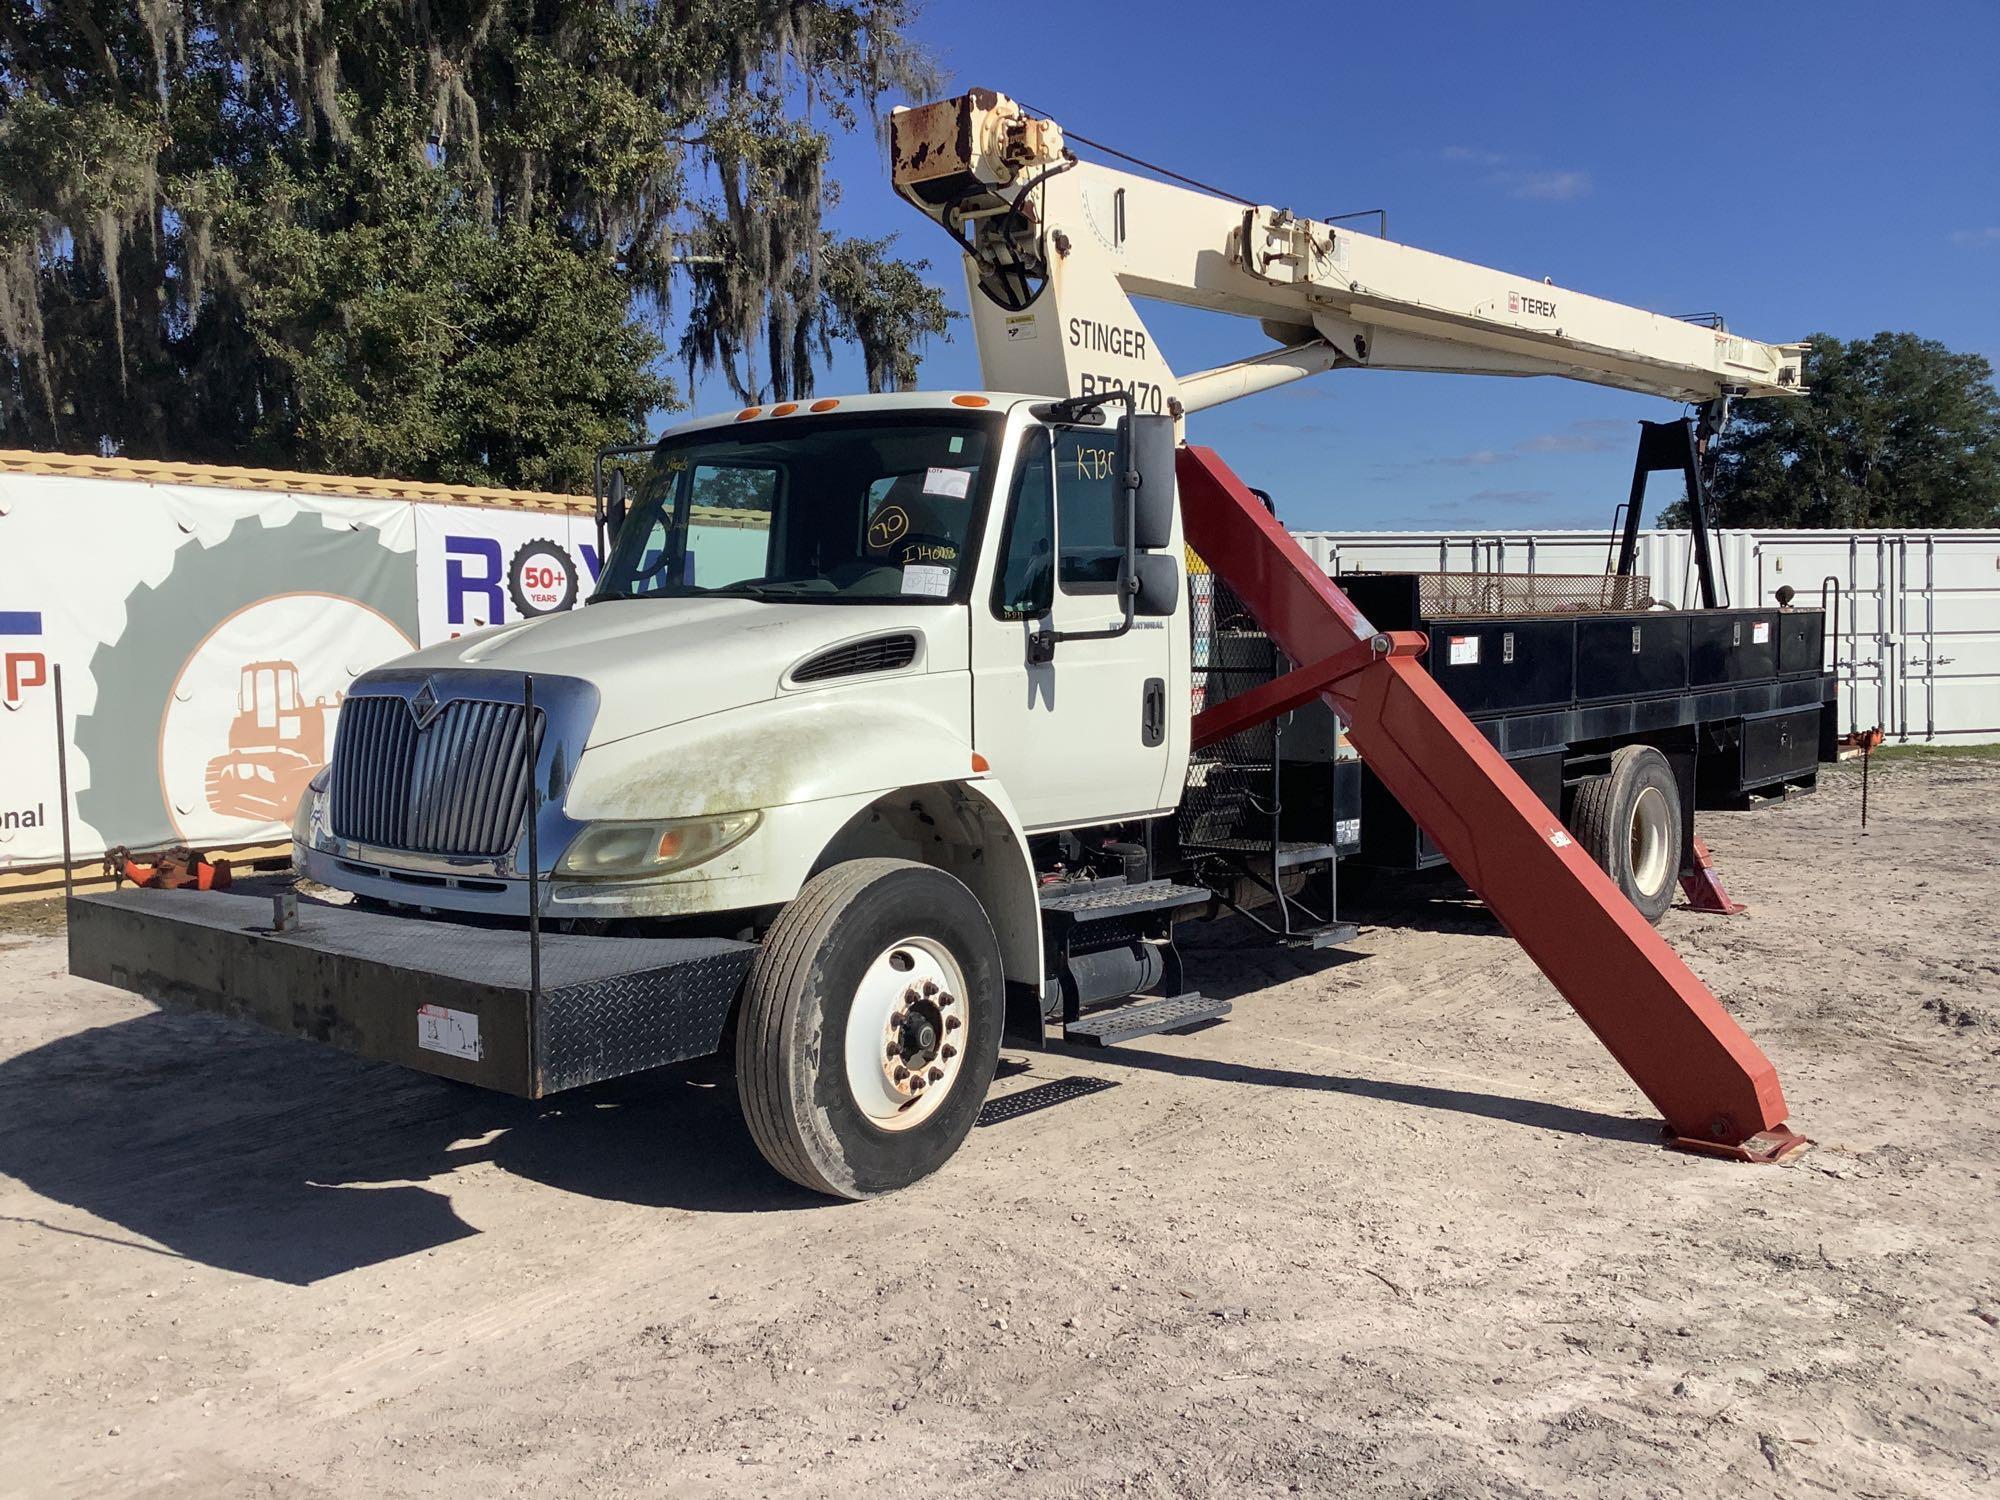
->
left=276, top=392, right=1218, bottom=1196
left=296, top=391, right=1186, bottom=932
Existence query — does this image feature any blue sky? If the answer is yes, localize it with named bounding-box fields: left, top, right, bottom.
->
left=693, top=0, right=2000, bottom=532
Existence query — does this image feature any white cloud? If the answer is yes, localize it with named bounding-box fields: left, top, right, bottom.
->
left=1429, top=488, right=1556, bottom=514
left=1951, top=227, right=2000, bottom=248
left=1440, top=147, right=1592, bottom=202
left=1465, top=488, right=1555, bottom=506
left=1436, top=420, right=1629, bottom=467
left=1502, top=169, right=1592, bottom=202
left=1517, top=424, right=1622, bottom=454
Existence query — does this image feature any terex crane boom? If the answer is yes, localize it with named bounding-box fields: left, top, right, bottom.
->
left=892, top=90, right=1810, bottom=1163
left=888, top=89, right=1803, bottom=416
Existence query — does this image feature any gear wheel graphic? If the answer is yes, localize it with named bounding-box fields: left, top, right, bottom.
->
left=73, top=511, right=419, bottom=851
left=506, top=538, right=579, bottom=617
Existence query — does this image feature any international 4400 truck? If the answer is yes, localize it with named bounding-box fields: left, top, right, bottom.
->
left=71, top=92, right=1825, bottom=1196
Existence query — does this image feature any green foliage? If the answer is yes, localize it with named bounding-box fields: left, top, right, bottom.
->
left=819, top=234, right=956, bottom=393
left=0, top=2, right=955, bottom=490
left=1666, top=333, right=2000, bottom=529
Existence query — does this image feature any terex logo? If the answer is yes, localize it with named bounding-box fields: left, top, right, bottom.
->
left=1509, top=290, right=1558, bottom=319
left=1, top=609, right=46, bottom=706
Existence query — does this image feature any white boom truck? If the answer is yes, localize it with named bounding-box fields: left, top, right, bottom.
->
left=69, top=90, right=1822, bottom=1198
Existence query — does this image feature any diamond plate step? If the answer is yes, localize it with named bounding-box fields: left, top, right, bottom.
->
left=1282, top=921, right=1360, bottom=951
left=1061, top=992, right=1231, bottom=1047
left=1038, top=878, right=1211, bottom=923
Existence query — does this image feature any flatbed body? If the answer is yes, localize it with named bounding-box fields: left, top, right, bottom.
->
left=1335, top=572, right=1838, bottom=872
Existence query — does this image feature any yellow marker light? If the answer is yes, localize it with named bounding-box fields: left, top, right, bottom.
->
left=770, top=402, right=798, bottom=417
left=809, top=398, right=841, bottom=412
left=951, top=394, right=990, bottom=408
left=735, top=406, right=762, bottom=421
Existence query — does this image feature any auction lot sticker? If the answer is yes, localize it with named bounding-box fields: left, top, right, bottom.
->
left=417, top=1003, right=483, bottom=1061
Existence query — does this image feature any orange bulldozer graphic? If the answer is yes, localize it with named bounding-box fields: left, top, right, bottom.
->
left=204, top=661, right=341, bottom=823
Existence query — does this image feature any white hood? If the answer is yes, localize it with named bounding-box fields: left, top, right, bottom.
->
left=390, top=598, right=957, bottom=745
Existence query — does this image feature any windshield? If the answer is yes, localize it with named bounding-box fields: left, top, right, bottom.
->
left=594, top=413, right=999, bottom=604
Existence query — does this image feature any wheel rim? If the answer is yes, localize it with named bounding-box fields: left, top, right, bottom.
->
left=843, top=935, right=970, bottom=1131
left=1628, top=784, right=1673, bottom=897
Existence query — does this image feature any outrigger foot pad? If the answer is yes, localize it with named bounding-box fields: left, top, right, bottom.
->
left=1668, top=1124, right=1812, bottom=1164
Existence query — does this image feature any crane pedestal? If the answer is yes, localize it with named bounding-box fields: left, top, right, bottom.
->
left=1178, top=444, right=1808, bottom=1163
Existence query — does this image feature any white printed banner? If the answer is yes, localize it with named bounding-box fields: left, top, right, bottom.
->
left=1, top=472, right=425, bottom=868
left=0, top=472, right=632, bottom=870
left=412, top=504, right=600, bottom=643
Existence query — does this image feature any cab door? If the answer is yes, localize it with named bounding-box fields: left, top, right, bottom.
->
left=970, top=423, right=1177, bottom=832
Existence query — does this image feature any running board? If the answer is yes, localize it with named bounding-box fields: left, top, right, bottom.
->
left=1038, top=878, right=1212, bottom=922
left=1283, top=922, right=1359, bottom=951
left=1177, top=444, right=1806, bottom=1161
left=1063, top=993, right=1231, bottom=1046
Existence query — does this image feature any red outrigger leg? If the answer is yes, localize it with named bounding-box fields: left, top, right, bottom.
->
left=1679, top=835, right=1747, bottom=915
left=1178, top=445, right=1807, bottom=1163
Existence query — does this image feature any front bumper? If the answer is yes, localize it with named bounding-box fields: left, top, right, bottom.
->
left=68, top=886, right=757, bottom=1097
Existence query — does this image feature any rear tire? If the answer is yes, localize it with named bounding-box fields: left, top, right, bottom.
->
left=1569, top=745, right=1683, bottom=924
left=736, top=858, right=1003, bottom=1199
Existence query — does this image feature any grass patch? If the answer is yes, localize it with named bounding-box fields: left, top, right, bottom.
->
left=0, top=896, right=67, bottom=938
left=1857, top=741, right=2000, bottom=761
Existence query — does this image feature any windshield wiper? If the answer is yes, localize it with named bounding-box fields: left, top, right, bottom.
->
left=590, top=581, right=822, bottom=604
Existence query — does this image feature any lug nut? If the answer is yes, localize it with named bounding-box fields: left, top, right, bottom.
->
left=893, top=1065, right=909, bottom=1081
left=927, top=1066, right=944, bottom=1082
left=942, top=1044, right=957, bottom=1059
left=889, top=1010, right=905, bottom=1027
left=922, top=981, right=938, bottom=997
left=904, top=986, right=921, bottom=1002
left=944, top=1015, right=962, bottom=1031
left=938, top=992, right=955, bottom=1006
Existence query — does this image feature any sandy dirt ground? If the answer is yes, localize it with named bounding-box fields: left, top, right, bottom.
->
left=1, top=753, right=1995, bottom=1499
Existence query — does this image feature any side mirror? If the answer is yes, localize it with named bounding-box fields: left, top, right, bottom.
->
left=1116, top=412, right=1177, bottom=551
left=1132, top=552, right=1179, bottom=617
left=604, top=469, right=628, bottom=543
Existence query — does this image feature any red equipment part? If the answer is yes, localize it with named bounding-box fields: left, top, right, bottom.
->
left=106, top=844, right=234, bottom=892
left=1678, top=836, right=1746, bottom=915
left=1177, top=444, right=1806, bottom=1164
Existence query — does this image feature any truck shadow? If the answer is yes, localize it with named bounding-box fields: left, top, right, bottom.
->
left=1335, top=891, right=1509, bottom=938
left=1063, top=1042, right=1665, bottom=1147
left=0, top=1008, right=816, bottom=1286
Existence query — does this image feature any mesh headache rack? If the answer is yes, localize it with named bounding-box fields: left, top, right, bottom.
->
left=1409, top=571, right=1655, bottom=618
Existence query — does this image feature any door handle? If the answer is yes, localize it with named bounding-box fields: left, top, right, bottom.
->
left=1141, top=677, right=1166, bottom=747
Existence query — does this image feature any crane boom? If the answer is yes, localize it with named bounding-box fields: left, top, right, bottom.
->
left=891, top=90, right=1804, bottom=412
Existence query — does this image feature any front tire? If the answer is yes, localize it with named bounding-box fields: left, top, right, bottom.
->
left=736, top=859, right=1003, bottom=1199
left=1570, top=745, right=1683, bottom=924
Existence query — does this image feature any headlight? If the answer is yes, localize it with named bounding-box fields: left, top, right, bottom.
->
left=555, top=811, right=761, bottom=879
left=291, top=768, right=330, bottom=848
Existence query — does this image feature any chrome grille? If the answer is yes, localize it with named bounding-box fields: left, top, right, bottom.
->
left=329, top=695, right=544, bottom=857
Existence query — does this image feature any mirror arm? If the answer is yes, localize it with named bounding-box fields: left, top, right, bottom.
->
left=592, top=449, right=607, bottom=563
left=591, top=441, right=649, bottom=578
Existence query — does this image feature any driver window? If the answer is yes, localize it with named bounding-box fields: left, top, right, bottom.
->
left=1052, top=427, right=1123, bottom=591
left=992, top=429, right=1055, bottom=620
